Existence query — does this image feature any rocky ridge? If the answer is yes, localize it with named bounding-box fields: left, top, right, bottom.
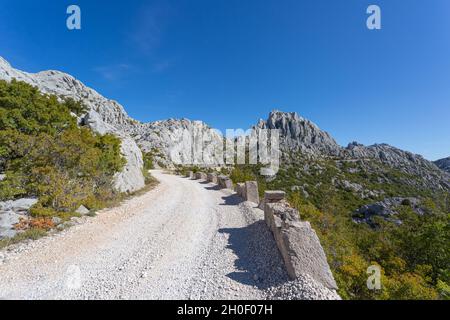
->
left=1, top=56, right=448, bottom=194
left=435, top=157, right=450, bottom=173
left=257, top=110, right=449, bottom=191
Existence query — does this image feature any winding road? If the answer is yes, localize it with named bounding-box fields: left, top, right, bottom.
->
left=0, top=171, right=289, bottom=300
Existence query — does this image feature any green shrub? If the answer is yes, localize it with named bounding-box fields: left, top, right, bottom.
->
left=0, top=79, right=125, bottom=215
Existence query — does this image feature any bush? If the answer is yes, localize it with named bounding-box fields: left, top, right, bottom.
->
left=0, top=79, right=125, bottom=215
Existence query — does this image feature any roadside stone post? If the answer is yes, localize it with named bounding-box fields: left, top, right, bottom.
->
left=218, top=175, right=233, bottom=190
left=244, top=181, right=259, bottom=204
left=207, top=173, right=218, bottom=184
left=263, top=193, right=338, bottom=290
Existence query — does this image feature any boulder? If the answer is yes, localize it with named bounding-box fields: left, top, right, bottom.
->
left=12, top=198, right=38, bottom=213
left=75, top=205, right=90, bottom=215
left=207, top=173, right=218, bottom=184
left=0, top=173, right=5, bottom=181
left=264, top=202, right=337, bottom=290
left=244, top=181, right=259, bottom=204
left=0, top=211, right=22, bottom=239
left=0, top=198, right=38, bottom=213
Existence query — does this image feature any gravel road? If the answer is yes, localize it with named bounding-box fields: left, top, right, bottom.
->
left=0, top=171, right=339, bottom=300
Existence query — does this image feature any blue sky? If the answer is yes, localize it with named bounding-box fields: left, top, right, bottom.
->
left=0, top=0, right=449, bottom=160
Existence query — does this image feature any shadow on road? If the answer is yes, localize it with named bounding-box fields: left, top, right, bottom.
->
left=219, top=194, right=243, bottom=206
left=204, top=185, right=222, bottom=191
left=218, top=221, right=289, bottom=289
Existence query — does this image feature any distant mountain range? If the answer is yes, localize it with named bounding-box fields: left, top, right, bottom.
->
left=1, top=56, right=449, bottom=194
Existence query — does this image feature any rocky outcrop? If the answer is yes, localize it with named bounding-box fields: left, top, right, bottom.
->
left=344, top=142, right=449, bottom=190
left=0, top=57, right=145, bottom=194
left=435, top=157, right=450, bottom=173
left=0, top=198, right=38, bottom=239
left=353, top=197, right=424, bottom=226
left=257, top=110, right=449, bottom=192
left=256, top=110, right=341, bottom=156
left=128, top=118, right=225, bottom=169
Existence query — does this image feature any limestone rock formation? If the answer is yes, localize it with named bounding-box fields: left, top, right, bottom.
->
left=256, top=110, right=449, bottom=191
left=127, top=118, right=225, bottom=168
left=256, top=110, right=341, bottom=156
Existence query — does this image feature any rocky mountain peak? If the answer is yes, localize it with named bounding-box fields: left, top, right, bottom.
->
left=257, top=110, right=341, bottom=156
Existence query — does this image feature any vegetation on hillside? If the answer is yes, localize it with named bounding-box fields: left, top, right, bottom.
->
left=0, top=80, right=126, bottom=220
left=228, top=154, right=449, bottom=300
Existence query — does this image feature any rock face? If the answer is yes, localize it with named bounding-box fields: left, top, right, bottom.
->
left=256, top=110, right=341, bottom=156
left=0, top=56, right=145, bottom=194
left=128, top=118, right=225, bottom=169
left=112, top=137, right=145, bottom=193
left=435, top=157, right=450, bottom=173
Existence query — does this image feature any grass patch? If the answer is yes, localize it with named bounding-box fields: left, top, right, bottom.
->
left=0, top=228, right=47, bottom=250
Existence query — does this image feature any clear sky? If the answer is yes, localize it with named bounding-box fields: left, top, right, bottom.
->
left=0, top=0, right=449, bottom=160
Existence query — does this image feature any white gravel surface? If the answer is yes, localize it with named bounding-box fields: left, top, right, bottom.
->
left=0, top=171, right=339, bottom=300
